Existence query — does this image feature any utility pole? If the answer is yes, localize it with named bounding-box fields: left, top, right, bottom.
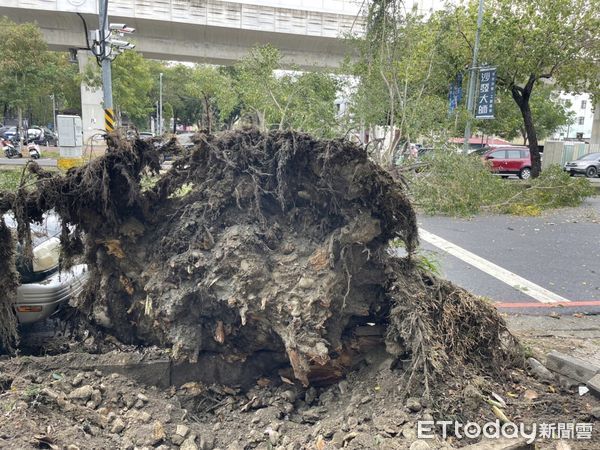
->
left=462, top=0, right=485, bottom=154
left=93, top=0, right=135, bottom=134
left=51, top=94, right=57, bottom=133
left=98, top=0, right=116, bottom=133
left=159, top=72, right=163, bottom=135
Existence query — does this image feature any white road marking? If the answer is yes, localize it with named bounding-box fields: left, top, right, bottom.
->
left=419, top=228, right=570, bottom=304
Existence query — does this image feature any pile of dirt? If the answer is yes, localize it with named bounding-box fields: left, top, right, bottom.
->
left=0, top=347, right=597, bottom=449
left=0, top=130, right=520, bottom=403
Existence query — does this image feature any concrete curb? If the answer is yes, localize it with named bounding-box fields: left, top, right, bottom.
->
left=3, top=350, right=286, bottom=390
left=545, top=350, right=600, bottom=384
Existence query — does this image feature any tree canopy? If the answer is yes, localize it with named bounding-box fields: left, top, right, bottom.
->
left=0, top=18, right=80, bottom=128
left=438, top=0, right=600, bottom=175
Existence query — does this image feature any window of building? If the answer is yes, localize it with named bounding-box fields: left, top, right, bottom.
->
left=581, top=100, right=587, bottom=110
left=578, top=117, right=585, bottom=125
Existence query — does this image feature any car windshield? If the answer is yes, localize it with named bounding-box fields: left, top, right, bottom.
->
left=3, top=213, right=61, bottom=247
left=577, top=153, right=600, bottom=161
left=471, top=147, right=490, bottom=156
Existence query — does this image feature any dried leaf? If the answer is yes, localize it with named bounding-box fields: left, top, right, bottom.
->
left=491, top=392, right=507, bottom=408
left=280, top=376, right=295, bottom=385
left=523, top=389, right=538, bottom=401
left=314, top=435, right=325, bottom=450
left=102, top=239, right=125, bottom=259
left=491, top=405, right=510, bottom=424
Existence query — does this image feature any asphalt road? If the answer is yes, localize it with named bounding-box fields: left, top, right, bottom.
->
left=0, top=157, right=57, bottom=167
left=417, top=196, right=600, bottom=315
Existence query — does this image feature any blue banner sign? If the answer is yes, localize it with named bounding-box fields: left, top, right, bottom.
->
left=475, top=67, right=497, bottom=119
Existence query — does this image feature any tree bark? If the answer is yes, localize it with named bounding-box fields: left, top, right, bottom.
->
left=511, top=76, right=541, bottom=178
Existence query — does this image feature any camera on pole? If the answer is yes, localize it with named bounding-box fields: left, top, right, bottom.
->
left=89, top=1, right=137, bottom=134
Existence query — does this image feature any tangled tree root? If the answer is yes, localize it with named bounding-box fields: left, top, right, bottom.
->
left=0, top=130, right=522, bottom=400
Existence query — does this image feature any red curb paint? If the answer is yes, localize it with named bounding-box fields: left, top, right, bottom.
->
left=495, top=301, right=600, bottom=308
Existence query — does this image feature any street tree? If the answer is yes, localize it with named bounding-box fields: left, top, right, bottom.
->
left=30, top=52, right=81, bottom=125
left=187, top=66, right=237, bottom=133
left=156, top=64, right=203, bottom=130
left=82, top=51, right=155, bottom=128
left=234, top=45, right=339, bottom=136
left=0, top=19, right=52, bottom=134
left=349, top=2, right=455, bottom=164
left=474, top=86, right=574, bottom=144
left=111, top=51, right=155, bottom=128
left=442, top=0, right=600, bottom=177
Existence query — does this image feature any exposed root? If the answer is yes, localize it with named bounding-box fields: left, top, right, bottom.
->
left=0, top=129, right=523, bottom=403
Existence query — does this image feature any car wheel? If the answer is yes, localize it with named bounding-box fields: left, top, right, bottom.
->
left=569, top=171, right=575, bottom=177
left=585, top=166, right=597, bottom=178
left=519, top=167, right=531, bottom=180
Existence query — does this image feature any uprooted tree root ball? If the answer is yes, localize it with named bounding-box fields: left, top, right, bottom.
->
left=0, top=129, right=523, bottom=403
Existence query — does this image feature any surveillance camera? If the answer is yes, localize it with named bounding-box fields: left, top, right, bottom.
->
left=109, top=23, right=127, bottom=30
left=108, top=39, right=130, bottom=47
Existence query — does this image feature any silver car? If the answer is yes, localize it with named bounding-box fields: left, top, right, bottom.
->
left=5, top=214, right=88, bottom=325
left=564, top=152, right=600, bottom=178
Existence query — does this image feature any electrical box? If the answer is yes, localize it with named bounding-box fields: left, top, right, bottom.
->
left=57, top=115, right=83, bottom=170
left=57, top=115, right=83, bottom=147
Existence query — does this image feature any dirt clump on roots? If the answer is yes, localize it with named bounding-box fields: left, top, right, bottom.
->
left=0, top=130, right=522, bottom=407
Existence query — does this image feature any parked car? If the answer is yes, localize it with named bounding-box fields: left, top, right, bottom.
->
left=2, top=126, right=19, bottom=142
left=27, top=127, right=58, bottom=146
left=4, top=214, right=88, bottom=325
left=563, top=152, right=600, bottom=178
left=471, top=145, right=532, bottom=179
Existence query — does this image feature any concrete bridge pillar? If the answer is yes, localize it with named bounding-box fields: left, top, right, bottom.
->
left=78, top=50, right=105, bottom=144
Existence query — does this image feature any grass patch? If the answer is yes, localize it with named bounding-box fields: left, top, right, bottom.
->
left=41, top=150, right=60, bottom=159
left=0, top=170, right=23, bottom=190
left=405, top=150, right=595, bottom=216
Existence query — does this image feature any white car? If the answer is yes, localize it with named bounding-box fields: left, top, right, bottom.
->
left=5, top=214, right=88, bottom=325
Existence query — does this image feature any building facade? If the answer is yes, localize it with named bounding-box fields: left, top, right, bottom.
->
left=553, top=93, right=595, bottom=141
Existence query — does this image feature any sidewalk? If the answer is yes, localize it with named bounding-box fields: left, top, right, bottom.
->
left=506, top=314, right=600, bottom=368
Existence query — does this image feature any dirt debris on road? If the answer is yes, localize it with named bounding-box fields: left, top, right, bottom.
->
left=0, top=130, right=597, bottom=448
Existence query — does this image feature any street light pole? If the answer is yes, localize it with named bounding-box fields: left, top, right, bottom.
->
left=159, top=72, right=163, bottom=135
left=98, top=0, right=116, bottom=132
left=462, top=0, right=485, bottom=154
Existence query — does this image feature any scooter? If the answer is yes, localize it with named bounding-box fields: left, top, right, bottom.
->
left=26, top=141, right=41, bottom=159
left=2, top=138, right=22, bottom=158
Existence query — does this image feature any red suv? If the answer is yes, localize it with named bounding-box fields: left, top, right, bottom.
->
left=472, top=145, right=531, bottom=180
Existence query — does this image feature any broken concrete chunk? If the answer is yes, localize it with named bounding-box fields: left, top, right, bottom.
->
left=586, top=373, right=600, bottom=397
left=409, top=441, right=431, bottom=450
left=176, top=424, right=190, bottom=437
left=545, top=351, right=600, bottom=383
left=110, top=418, right=125, bottom=434
left=180, top=434, right=198, bottom=450
left=526, top=357, right=554, bottom=382
left=68, top=385, right=94, bottom=401
left=406, top=397, right=422, bottom=413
